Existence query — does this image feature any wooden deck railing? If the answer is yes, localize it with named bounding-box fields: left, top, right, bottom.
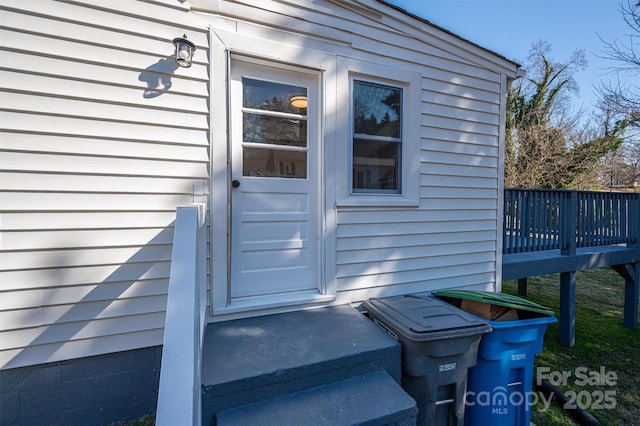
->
left=503, top=188, right=640, bottom=255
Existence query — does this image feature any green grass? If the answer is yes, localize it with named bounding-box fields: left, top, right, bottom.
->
left=503, top=268, right=640, bottom=426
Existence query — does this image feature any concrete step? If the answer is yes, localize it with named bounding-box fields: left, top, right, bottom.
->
left=216, top=369, right=417, bottom=426
left=201, top=305, right=405, bottom=425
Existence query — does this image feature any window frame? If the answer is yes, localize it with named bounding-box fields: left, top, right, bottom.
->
left=336, top=56, right=422, bottom=208
left=351, top=79, right=403, bottom=194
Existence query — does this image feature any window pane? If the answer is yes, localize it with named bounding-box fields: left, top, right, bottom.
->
left=243, top=113, right=307, bottom=147
left=352, top=139, right=400, bottom=191
left=354, top=81, right=401, bottom=138
left=243, top=148, right=307, bottom=178
left=243, top=78, right=307, bottom=114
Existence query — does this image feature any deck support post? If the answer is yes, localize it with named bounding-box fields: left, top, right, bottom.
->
left=613, top=263, right=639, bottom=329
left=559, top=271, right=576, bottom=347
left=517, top=278, right=528, bottom=296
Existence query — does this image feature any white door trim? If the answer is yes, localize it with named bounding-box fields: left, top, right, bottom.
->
left=210, top=50, right=335, bottom=317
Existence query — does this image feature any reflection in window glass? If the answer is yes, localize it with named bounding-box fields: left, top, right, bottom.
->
left=353, top=139, right=399, bottom=191
left=243, top=78, right=307, bottom=115
left=354, top=81, right=401, bottom=137
left=352, top=80, right=402, bottom=193
left=243, top=148, right=307, bottom=178
left=241, top=77, right=309, bottom=179
left=243, top=113, right=307, bottom=147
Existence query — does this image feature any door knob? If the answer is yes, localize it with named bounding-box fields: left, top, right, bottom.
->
left=232, top=179, right=240, bottom=188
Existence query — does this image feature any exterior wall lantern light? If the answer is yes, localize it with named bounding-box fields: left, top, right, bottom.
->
left=173, top=34, right=196, bottom=68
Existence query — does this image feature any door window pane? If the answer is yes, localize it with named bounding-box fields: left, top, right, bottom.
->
left=243, top=113, right=307, bottom=147
left=242, top=77, right=309, bottom=179
left=243, top=148, right=307, bottom=178
left=243, top=78, right=307, bottom=115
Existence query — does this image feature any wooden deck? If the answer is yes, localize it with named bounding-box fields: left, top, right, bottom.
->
left=503, top=245, right=640, bottom=280
left=501, top=189, right=639, bottom=347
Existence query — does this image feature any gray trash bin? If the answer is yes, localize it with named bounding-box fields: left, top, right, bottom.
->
left=364, top=295, right=492, bottom=426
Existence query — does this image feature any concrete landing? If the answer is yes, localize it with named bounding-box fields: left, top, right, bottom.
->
left=201, top=305, right=407, bottom=425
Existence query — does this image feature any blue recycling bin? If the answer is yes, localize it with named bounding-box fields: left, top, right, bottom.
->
left=432, top=290, right=557, bottom=426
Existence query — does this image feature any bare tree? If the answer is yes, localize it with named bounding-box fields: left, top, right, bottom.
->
left=597, top=0, right=640, bottom=119
left=595, top=0, right=640, bottom=188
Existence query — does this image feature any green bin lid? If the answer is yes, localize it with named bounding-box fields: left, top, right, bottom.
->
left=431, top=290, right=555, bottom=316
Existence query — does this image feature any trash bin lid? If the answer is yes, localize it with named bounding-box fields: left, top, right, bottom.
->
left=365, top=295, right=491, bottom=342
left=431, top=290, right=555, bottom=316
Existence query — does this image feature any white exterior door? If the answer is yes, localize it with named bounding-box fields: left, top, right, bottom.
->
left=229, top=57, right=321, bottom=303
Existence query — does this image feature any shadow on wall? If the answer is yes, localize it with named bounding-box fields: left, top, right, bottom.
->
left=5, top=225, right=175, bottom=370
left=139, top=56, right=180, bottom=98
left=0, top=225, right=176, bottom=425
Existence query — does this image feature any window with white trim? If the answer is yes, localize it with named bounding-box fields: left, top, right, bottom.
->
left=336, top=57, right=421, bottom=207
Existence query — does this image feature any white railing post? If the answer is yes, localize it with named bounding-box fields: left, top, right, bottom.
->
left=156, top=204, right=206, bottom=426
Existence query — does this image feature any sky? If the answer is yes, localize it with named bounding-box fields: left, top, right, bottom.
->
left=386, top=0, right=631, bottom=119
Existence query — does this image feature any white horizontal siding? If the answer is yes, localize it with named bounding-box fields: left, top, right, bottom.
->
left=337, top=219, right=497, bottom=239
left=0, top=193, right=199, bottom=212
left=423, top=79, right=501, bottom=110
left=337, top=263, right=496, bottom=292
left=334, top=272, right=496, bottom=306
left=3, top=50, right=207, bottom=99
left=307, top=0, right=505, bottom=301
left=2, top=228, right=174, bottom=253
left=201, top=0, right=507, bottom=312
left=420, top=175, right=498, bottom=189
left=0, top=149, right=208, bottom=177
left=421, top=126, right=499, bottom=147
left=0, top=113, right=208, bottom=145
left=1, top=0, right=514, bottom=367
left=1, top=91, right=208, bottom=130
left=1, top=173, right=206, bottom=194
left=423, top=163, right=500, bottom=179
left=0, top=329, right=165, bottom=371
left=194, top=0, right=505, bottom=313
left=338, top=258, right=496, bottom=291
left=0, top=295, right=168, bottom=331
left=2, top=262, right=171, bottom=291
left=0, top=1, right=208, bottom=67
left=0, top=0, right=209, bottom=369
left=337, top=208, right=496, bottom=224
left=1, top=138, right=208, bottom=166
left=1, top=247, right=172, bottom=271
left=426, top=140, right=500, bottom=158
left=337, top=230, right=497, bottom=251
left=339, top=241, right=495, bottom=265
left=193, top=0, right=517, bottom=75
left=423, top=151, right=498, bottom=169
left=422, top=114, right=499, bottom=137
left=1, top=312, right=167, bottom=351
left=0, top=212, right=178, bottom=230
left=422, top=187, right=497, bottom=200
left=0, top=30, right=208, bottom=83
left=0, top=280, right=169, bottom=312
